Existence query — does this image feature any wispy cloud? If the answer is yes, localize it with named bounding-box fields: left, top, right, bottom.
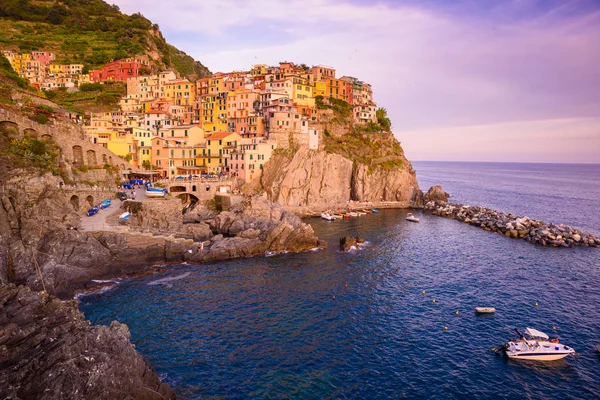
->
left=112, top=0, right=600, bottom=162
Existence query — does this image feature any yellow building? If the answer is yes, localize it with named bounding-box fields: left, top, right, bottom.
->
left=314, top=81, right=328, bottom=97
left=292, top=77, right=315, bottom=107
left=201, top=95, right=228, bottom=132
left=157, top=125, right=205, bottom=146
left=196, top=131, right=240, bottom=173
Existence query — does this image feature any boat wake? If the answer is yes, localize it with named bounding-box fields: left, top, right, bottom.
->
left=147, top=272, right=191, bottom=286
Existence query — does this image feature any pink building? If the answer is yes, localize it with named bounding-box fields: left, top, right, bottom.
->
left=89, top=58, right=148, bottom=82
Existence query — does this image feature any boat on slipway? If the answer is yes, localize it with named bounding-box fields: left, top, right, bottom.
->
left=146, top=187, right=167, bottom=198
left=99, top=199, right=111, bottom=209
left=497, top=328, right=576, bottom=361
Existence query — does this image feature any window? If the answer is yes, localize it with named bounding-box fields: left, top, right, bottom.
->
left=185, top=130, right=188, bottom=136
left=156, top=150, right=160, bottom=155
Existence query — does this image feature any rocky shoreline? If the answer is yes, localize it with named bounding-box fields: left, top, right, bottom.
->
left=424, top=201, right=600, bottom=247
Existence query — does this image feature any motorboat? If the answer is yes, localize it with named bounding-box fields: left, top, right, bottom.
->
left=119, top=212, right=130, bottom=222
left=332, top=214, right=343, bottom=219
left=356, top=211, right=367, bottom=216
left=99, top=199, right=111, bottom=209
left=87, top=206, right=99, bottom=217
left=406, top=213, right=420, bottom=222
left=347, top=211, right=358, bottom=217
left=475, top=307, right=496, bottom=314
left=146, top=187, right=167, bottom=198
left=498, top=328, right=576, bottom=361
left=321, top=212, right=335, bottom=221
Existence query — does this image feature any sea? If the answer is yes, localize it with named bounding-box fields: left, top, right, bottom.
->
left=79, top=162, right=600, bottom=399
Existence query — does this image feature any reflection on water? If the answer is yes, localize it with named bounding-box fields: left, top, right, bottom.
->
left=80, top=209, right=600, bottom=399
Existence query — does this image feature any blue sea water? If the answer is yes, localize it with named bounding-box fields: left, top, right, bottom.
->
left=80, top=162, right=600, bottom=399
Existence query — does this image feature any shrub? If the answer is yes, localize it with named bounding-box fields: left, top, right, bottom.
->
left=34, top=113, right=48, bottom=124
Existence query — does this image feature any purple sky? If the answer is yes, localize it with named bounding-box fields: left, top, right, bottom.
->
left=112, top=0, right=600, bottom=163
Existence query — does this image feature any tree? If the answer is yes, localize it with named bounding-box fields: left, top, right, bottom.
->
left=376, top=107, right=391, bottom=132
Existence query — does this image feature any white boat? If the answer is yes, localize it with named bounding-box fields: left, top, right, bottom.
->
left=475, top=307, right=496, bottom=314
left=406, top=213, right=420, bottom=222
left=500, top=328, right=576, bottom=361
left=119, top=212, right=130, bottom=222
left=145, top=189, right=166, bottom=198
left=347, top=212, right=358, bottom=217
left=321, top=212, right=335, bottom=221
left=356, top=211, right=367, bottom=216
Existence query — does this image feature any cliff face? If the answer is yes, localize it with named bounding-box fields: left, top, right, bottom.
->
left=0, top=284, right=174, bottom=400
left=256, top=129, right=420, bottom=210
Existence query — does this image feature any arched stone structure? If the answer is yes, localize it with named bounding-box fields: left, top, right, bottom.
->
left=87, top=149, right=97, bottom=166
left=41, top=134, right=52, bottom=140
left=102, top=154, right=108, bottom=165
left=23, top=128, right=38, bottom=137
left=176, top=193, right=199, bottom=204
left=85, top=195, right=94, bottom=208
left=69, top=195, right=79, bottom=211
left=0, top=121, right=19, bottom=136
left=72, top=145, right=84, bottom=166
left=169, top=185, right=187, bottom=193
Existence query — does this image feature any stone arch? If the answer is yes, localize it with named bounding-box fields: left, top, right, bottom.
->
left=69, top=195, right=79, bottom=211
left=85, top=195, right=94, bottom=208
left=169, top=185, right=186, bottom=193
left=41, top=134, right=52, bottom=140
left=176, top=193, right=198, bottom=204
left=0, top=121, right=20, bottom=137
left=87, top=149, right=97, bottom=166
left=23, top=128, right=38, bottom=137
left=72, top=145, right=84, bottom=166
left=120, top=164, right=125, bottom=170
left=102, top=154, right=108, bottom=165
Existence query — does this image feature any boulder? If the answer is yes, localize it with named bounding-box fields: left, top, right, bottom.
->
left=423, top=185, right=450, bottom=203
left=340, top=236, right=357, bottom=251
left=185, top=222, right=214, bottom=242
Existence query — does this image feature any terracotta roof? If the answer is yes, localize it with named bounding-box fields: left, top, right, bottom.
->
left=207, top=131, right=237, bottom=139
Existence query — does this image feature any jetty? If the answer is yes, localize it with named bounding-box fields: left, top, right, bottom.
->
left=424, top=201, right=599, bottom=248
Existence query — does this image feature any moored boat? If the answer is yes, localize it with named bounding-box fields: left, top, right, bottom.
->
left=146, top=188, right=167, bottom=198
left=321, top=212, right=335, bottom=221
left=99, top=199, right=111, bottom=209
left=475, top=307, right=496, bottom=314
left=119, top=212, right=131, bottom=222
left=406, top=213, right=420, bottom=222
left=371, top=208, right=379, bottom=213
left=347, top=212, right=358, bottom=217
left=498, top=328, right=576, bottom=361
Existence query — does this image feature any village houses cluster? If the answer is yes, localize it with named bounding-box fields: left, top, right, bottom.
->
left=3, top=51, right=379, bottom=182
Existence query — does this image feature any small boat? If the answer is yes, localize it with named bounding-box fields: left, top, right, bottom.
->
left=321, top=212, right=335, bottom=221
left=356, top=211, right=367, bottom=216
left=146, top=188, right=167, bottom=198
left=371, top=208, right=378, bottom=213
left=347, top=212, right=358, bottom=217
left=497, top=328, right=576, bottom=361
left=99, top=199, right=111, bottom=209
left=475, top=307, right=496, bottom=314
left=332, top=214, right=343, bottom=219
left=87, top=206, right=99, bottom=216
left=406, top=213, right=420, bottom=222
left=119, top=212, right=130, bottom=222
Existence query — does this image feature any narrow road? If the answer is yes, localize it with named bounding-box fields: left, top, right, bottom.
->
left=80, top=187, right=147, bottom=232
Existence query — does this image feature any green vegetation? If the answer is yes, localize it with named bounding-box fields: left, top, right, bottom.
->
left=45, top=81, right=126, bottom=113
left=0, top=128, right=68, bottom=180
left=0, top=0, right=210, bottom=79
left=376, top=107, right=391, bottom=132
left=323, top=128, right=405, bottom=172
left=0, top=54, right=27, bottom=89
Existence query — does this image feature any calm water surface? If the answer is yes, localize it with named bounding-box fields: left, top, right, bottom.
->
left=80, top=162, right=600, bottom=399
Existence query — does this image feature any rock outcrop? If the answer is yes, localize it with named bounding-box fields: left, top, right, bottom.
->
left=0, top=284, right=174, bottom=400
left=424, top=201, right=600, bottom=247
left=256, top=145, right=420, bottom=210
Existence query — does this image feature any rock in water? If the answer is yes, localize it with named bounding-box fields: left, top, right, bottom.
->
left=0, top=284, right=174, bottom=399
left=340, top=236, right=359, bottom=251
left=423, top=185, right=450, bottom=203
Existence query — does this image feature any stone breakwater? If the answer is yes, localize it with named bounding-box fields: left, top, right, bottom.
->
left=424, top=201, right=600, bottom=248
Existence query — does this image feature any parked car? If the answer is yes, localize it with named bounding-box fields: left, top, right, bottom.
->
left=117, top=191, right=128, bottom=201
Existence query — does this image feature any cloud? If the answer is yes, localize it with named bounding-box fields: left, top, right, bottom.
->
left=112, top=0, right=600, bottom=162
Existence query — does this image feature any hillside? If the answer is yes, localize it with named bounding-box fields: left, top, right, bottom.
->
left=0, top=0, right=210, bottom=80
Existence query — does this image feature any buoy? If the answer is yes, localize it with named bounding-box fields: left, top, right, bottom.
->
left=432, top=299, right=436, bottom=303
left=535, top=302, right=538, bottom=307
left=553, top=326, right=557, bottom=331
left=444, top=326, right=448, bottom=331
left=421, top=290, right=426, bottom=295
left=455, top=310, right=459, bottom=315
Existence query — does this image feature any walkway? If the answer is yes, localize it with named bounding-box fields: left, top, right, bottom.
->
left=80, top=188, right=147, bottom=232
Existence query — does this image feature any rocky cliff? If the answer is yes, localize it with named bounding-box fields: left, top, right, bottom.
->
left=0, top=284, right=174, bottom=400
left=253, top=129, right=420, bottom=211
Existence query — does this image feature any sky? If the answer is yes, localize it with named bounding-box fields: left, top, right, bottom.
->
left=112, top=0, right=600, bottom=163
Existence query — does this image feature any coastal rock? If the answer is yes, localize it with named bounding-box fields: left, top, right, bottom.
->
left=424, top=201, right=599, bottom=248
left=0, top=284, right=174, bottom=400
left=423, top=185, right=450, bottom=203
left=340, top=236, right=364, bottom=251
left=185, top=222, right=214, bottom=242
